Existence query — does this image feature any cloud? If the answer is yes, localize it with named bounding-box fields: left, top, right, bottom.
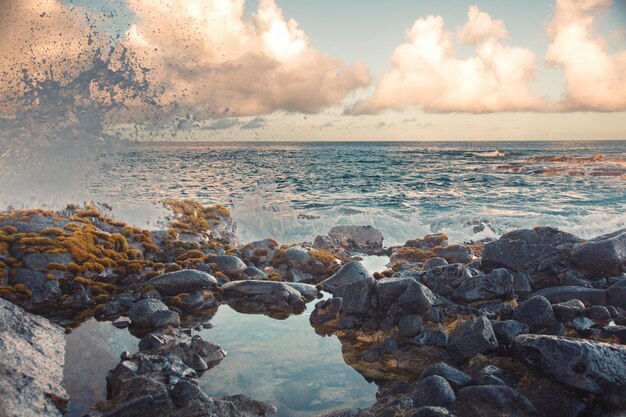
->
left=201, top=118, right=241, bottom=130
left=240, top=116, right=266, bottom=130
left=350, top=6, right=554, bottom=115
left=122, top=0, right=371, bottom=117
left=546, top=0, right=626, bottom=111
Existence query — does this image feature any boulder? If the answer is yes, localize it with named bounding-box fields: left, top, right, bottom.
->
left=375, top=277, right=436, bottom=315
left=452, top=268, right=514, bottom=303
left=222, top=280, right=305, bottom=315
left=411, top=375, right=456, bottom=408
left=481, top=227, right=582, bottom=288
left=515, top=334, right=626, bottom=394
left=210, top=255, right=247, bottom=279
left=447, top=316, right=498, bottom=362
left=0, top=298, right=68, bottom=416
left=129, top=299, right=177, bottom=328
left=607, top=279, right=626, bottom=309
left=552, top=299, right=585, bottom=322
left=328, top=225, right=384, bottom=253
left=21, top=252, right=72, bottom=272
left=334, top=276, right=377, bottom=315
left=407, top=407, right=454, bottom=417
left=421, top=264, right=480, bottom=298
left=406, top=234, right=448, bottom=250
left=398, top=314, right=424, bottom=338
left=490, top=320, right=529, bottom=347
left=144, top=270, right=218, bottom=296
left=512, top=272, right=532, bottom=297
left=436, top=245, right=472, bottom=264
left=241, top=266, right=267, bottom=280
left=533, top=286, right=607, bottom=307
left=419, top=362, right=472, bottom=391
left=570, top=229, right=626, bottom=278
left=453, top=385, right=537, bottom=417
left=10, top=268, right=62, bottom=305
left=513, top=295, right=556, bottom=328
left=423, top=257, right=448, bottom=270
left=318, top=262, right=372, bottom=293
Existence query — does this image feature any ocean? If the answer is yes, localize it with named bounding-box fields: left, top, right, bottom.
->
left=89, top=140, right=626, bottom=246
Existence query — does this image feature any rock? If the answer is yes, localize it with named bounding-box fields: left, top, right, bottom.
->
left=448, top=316, right=498, bottom=362
left=144, top=270, right=217, bottom=296
left=240, top=238, right=279, bottom=267
left=513, top=295, right=556, bottom=328
left=454, top=385, right=537, bottom=417
left=170, top=379, right=202, bottom=407
left=570, top=229, right=626, bottom=278
left=481, top=227, right=582, bottom=288
left=318, top=262, right=373, bottom=293
left=452, top=268, right=514, bottom=303
left=376, top=277, right=436, bottom=315
left=490, top=320, right=529, bottom=347
left=151, top=310, right=181, bottom=328
left=222, top=280, right=305, bottom=316
left=406, top=234, right=448, bottom=250
left=21, top=252, right=72, bottom=272
left=419, top=362, right=472, bottom=391
left=398, top=314, right=424, bottom=338
left=407, top=407, right=454, bottom=417
left=10, top=268, right=61, bottom=304
left=129, top=299, right=171, bottom=326
left=584, top=305, right=611, bottom=321
left=515, top=334, right=626, bottom=394
left=0, top=298, right=67, bottom=416
left=552, top=299, right=585, bottom=322
left=421, top=264, right=480, bottom=298
left=283, top=246, right=311, bottom=267
left=210, top=255, right=247, bottom=278
left=328, top=225, right=384, bottom=253
left=284, top=268, right=313, bottom=283
left=334, top=276, right=376, bottom=315
left=512, top=272, right=532, bottom=297
left=310, top=297, right=342, bottom=325
left=533, top=286, right=607, bottom=307
left=517, top=377, right=588, bottom=417
left=241, top=266, right=267, bottom=279
left=423, top=257, right=448, bottom=270
left=607, top=279, right=626, bottom=309
left=570, top=316, right=595, bottom=331
left=284, top=282, right=318, bottom=300
left=436, top=245, right=472, bottom=264
left=476, top=365, right=516, bottom=388
left=411, top=375, right=456, bottom=408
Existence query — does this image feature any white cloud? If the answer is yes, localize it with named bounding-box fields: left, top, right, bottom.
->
left=546, top=0, right=626, bottom=111
left=122, top=0, right=371, bottom=117
left=350, top=6, right=555, bottom=114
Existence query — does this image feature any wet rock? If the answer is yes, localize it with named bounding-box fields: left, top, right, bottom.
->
left=144, top=270, right=218, bottom=296
left=334, top=276, right=377, bottom=315
left=284, top=282, right=318, bottom=301
left=210, top=255, right=247, bottom=279
left=419, top=362, right=471, bottom=391
left=584, top=305, right=611, bottom=321
left=129, top=299, right=175, bottom=327
left=453, top=385, right=537, bottom=417
left=552, top=299, right=585, bottom=322
left=533, top=286, right=607, bottom=307
left=570, top=316, right=595, bottom=331
left=570, top=229, right=626, bottom=278
left=490, top=320, right=529, bottom=347
left=398, top=314, right=424, bottom=338
left=170, top=378, right=202, bottom=407
left=436, top=244, right=472, bottom=264
left=517, top=377, right=588, bottom=417
left=328, top=225, right=384, bottom=254
left=421, top=264, right=480, bottom=298
left=512, top=272, right=532, bottom=297
left=0, top=298, right=68, bottom=416
left=481, top=227, right=582, bottom=288
left=423, top=257, right=448, bottom=270
left=10, top=268, right=61, bottom=304
left=513, top=295, right=556, bottom=328
left=448, top=316, right=498, bottom=362
left=318, top=261, right=373, bottom=293
left=242, top=266, right=267, bottom=279
left=411, top=375, right=456, bottom=408
left=284, top=268, right=313, bottom=283
left=607, top=279, right=626, bottom=309
left=515, top=334, right=626, bottom=394
left=376, top=276, right=436, bottom=315
left=222, top=280, right=305, bottom=316
left=151, top=310, right=181, bottom=328
left=310, top=297, right=342, bottom=325
left=452, top=268, right=514, bottom=303
left=240, top=238, right=279, bottom=267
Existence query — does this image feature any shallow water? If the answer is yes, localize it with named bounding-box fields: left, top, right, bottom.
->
left=62, top=256, right=388, bottom=417
left=86, top=141, right=626, bottom=245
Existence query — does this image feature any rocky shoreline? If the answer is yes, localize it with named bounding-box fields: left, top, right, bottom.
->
left=0, top=200, right=625, bottom=416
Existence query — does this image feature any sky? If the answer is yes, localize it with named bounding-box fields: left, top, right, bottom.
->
left=1, top=0, right=626, bottom=141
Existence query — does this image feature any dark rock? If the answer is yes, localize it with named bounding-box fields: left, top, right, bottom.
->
left=607, top=279, right=626, bottom=309
left=518, top=378, right=588, bottom=417
left=398, top=314, right=424, bottom=338
left=454, top=385, right=537, bottom=417
left=481, top=227, right=582, bottom=288
left=21, top=252, right=72, bottom=272
left=128, top=299, right=171, bottom=326
left=284, top=282, right=318, bottom=301
left=328, top=225, right=384, bottom=253
left=420, top=362, right=471, bottom=391
left=423, top=257, right=448, bottom=270
left=222, top=280, right=305, bottom=316
left=170, top=378, right=202, bottom=407
left=452, top=268, right=514, bottom=303
left=570, top=229, right=626, bottom=278
left=0, top=298, right=67, bottom=416
left=570, top=316, right=595, bottom=331
left=334, top=276, right=376, bottom=315
left=407, top=406, right=454, bottom=417
left=318, top=261, right=373, bottom=293
left=513, top=295, right=556, bottom=328
left=10, top=268, right=61, bottom=304
left=406, top=234, right=448, bottom=250
left=310, top=297, right=342, bottom=325
left=151, top=310, right=181, bottom=328
left=448, top=316, right=498, bottom=362
left=533, top=286, right=607, bottom=307
left=411, top=375, right=456, bottom=408
left=421, top=264, right=479, bottom=298
left=515, top=334, right=626, bottom=394
left=284, top=268, right=313, bottom=283
left=552, top=299, right=585, bottom=322
left=144, top=270, right=217, bottom=296
left=490, top=320, right=529, bottom=347
left=437, top=244, right=472, bottom=264
left=584, top=305, right=611, bottom=321
left=512, top=272, right=532, bottom=297
left=476, top=365, right=516, bottom=388
left=210, top=255, right=247, bottom=278
left=242, top=266, right=267, bottom=279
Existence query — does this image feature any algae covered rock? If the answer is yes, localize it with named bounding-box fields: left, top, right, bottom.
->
left=144, top=269, right=218, bottom=296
